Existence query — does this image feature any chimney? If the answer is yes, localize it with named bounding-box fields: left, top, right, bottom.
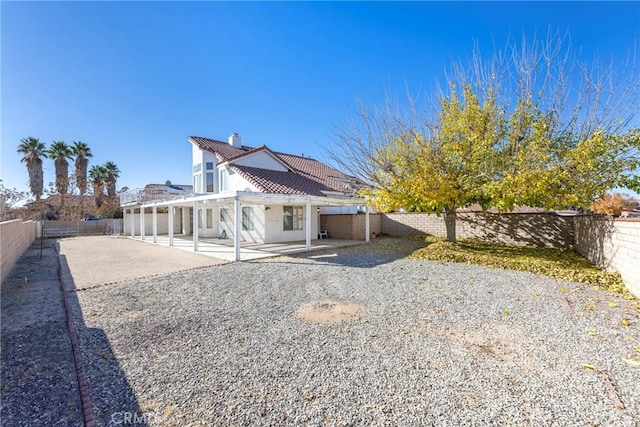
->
left=228, top=132, right=242, bottom=148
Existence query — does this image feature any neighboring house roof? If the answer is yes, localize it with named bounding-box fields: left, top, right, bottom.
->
left=25, top=195, right=96, bottom=209
left=188, top=136, right=363, bottom=197
left=143, top=183, right=193, bottom=194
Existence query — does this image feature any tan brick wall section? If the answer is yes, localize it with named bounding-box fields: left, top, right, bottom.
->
left=382, top=212, right=574, bottom=247
left=328, top=212, right=638, bottom=298
left=320, top=214, right=382, bottom=240
left=1, top=220, right=37, bottom=283
left=574, top=216, right=640, bottom=298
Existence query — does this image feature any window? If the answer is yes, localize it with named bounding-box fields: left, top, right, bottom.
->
left=206, top=172, right=214, bottom=192
left=193, top=174, right=202, bottom=193
left=220, top=208, right=230, bottom=223
left=193, top=163, right=202, bottom=173
left=206, top=162, right=214, bottom=170
left=206, top=209, right=213, bottom=228
left=197, top=208, right=203, bottom=228
left=242, top=207, right=254, bottom=231
left=283, top=206, right=303, bottom=230
left=220, top=169, right=229, bottom=192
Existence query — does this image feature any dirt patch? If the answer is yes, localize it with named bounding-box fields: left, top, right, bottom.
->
left=295, top=300, right=365, bottom=324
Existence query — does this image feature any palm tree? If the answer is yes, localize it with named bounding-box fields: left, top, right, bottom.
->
left=88, top=165, right=108, bottom=208
left=47, top=141, right=73, bottom=195
left=71, top=141, right=93, bottom=195
left=103, top=161, right=121, bottom=198
left=17, top=137, right=47, bottom=200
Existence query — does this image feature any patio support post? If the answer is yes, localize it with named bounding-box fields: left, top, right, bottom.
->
left=365, top=205, right=370, bottom=242
left=193, top=200, right=199, bottom=252
left=130, top=208, right=135, bottom=237
left=140, top=207, right=145, bottom=241
left=234, top=196, right=241, bottom=261
left=168, top=205, right=174, bottom=246
left=305, top=198, right=312, bottom=251
left=152, top=206, right=158, bottom=243
left=181, top=207, right=189, bottom=235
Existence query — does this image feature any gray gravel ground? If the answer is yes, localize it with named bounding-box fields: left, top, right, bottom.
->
left=1, top=240, right=83, bottom=426
left=70, top=237, right=640, bottom=426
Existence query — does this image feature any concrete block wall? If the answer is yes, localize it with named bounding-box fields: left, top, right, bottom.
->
left=1, top=220, right=37, bottom=283
left=320, top=214, right=356, bottom=239
left=382, top=213, right=447, bottom=237
left=457, top=213, right=574, bottom=247
left=382, top=212, right=574, bottom=247
left=352, top=214, right=382, bottom=240
left=320, top=214, right=382, bottom=240
left=574, top=216, right=640, bottom=297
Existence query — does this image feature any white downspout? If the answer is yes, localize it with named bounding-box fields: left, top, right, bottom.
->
left=193, top=201, right=199, bottom=252
left=306, top=198, right=312, bottom=251
left=365, top=205, right=370, bottom=242
left=168, top=205, right=174, bottom=246
left=234, top=196, right=241, bottom=261
left=152, top=206, right=158, bottom=243
left=140, top=207, right=145, bottom=241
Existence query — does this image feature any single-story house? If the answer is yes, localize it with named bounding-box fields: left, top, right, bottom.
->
left=120, top=133, right=371, bottom=260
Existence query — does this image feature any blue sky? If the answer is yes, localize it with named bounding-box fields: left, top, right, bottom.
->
left=2, top=1, right=639, bottom=198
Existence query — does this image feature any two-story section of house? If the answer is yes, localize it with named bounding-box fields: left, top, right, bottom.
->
left=188, top=133, right=365, bottom=243
left=121, top=133, right=368, bottom=259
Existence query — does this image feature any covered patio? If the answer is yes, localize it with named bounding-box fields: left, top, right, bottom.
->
left=122, top=191, right=370, bottom=261
left=129, top=235, right=364, bottom=262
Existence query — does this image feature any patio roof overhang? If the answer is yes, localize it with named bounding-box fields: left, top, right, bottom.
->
left=133, top=190, right=366, bottom=209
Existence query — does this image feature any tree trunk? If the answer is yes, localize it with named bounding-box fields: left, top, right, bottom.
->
left=28, top=159, right=44, bottom=201
left=76, top=157, right=88, bottom=195
left=444, top=209, right=457, bottom=242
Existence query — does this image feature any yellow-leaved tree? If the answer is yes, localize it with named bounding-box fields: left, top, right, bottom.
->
left=326, top=31, right=640, bottom=241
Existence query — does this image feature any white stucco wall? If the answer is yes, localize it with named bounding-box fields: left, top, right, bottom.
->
left=233, top=151, right=288, bottom=171
left=218, top=168, right=259, bottom=193
left=264, top=204, right=319, bottom=243
left=196, top=206, right=220, bottom=238
left=123, top=211, right=182, bottom=235
left=218, top=204, right=266, bottom=243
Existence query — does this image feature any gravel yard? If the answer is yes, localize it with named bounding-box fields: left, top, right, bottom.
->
left=69, top=237, right=640, bottom=426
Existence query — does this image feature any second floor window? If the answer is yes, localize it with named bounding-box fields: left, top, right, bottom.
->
left=206, top=172, right=214, bottom=192
left=220, top=169, right=229, bottom=192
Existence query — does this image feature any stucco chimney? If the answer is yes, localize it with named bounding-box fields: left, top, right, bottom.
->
left=228, top=132, right=242, bottom=148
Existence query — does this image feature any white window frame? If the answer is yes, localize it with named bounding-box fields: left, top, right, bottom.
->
left=283, top=206, right=303, bottom=231
left=242, top=207, right=254, bottom=231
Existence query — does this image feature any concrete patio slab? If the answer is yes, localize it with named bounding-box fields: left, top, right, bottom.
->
left=57, top=235, right=364, bottom=289
left=130, top=235, right=364, bottom=262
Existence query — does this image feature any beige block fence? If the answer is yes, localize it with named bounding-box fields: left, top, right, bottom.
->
left=3, top=214, right=639, bottom=297
left=1, top=220, right=38, bottom=283
left=321, top=212, right=640, bottom=297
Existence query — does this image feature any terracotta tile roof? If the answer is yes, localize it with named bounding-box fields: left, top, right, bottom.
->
left=230, top=165, right=335, bottom=196
left=188, top=136, right=253, bottom=161
left=189, top=136, right=363, bottom=197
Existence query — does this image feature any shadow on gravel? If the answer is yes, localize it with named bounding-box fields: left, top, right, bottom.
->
left=58, top=249, right=149, bottom=426
left=1, top=239, right=83, bottom=425
left=284, top=237, right=427, bottom=268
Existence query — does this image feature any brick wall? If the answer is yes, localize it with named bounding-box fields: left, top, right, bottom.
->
left=574, top=216, right=640, bottom=297
left=382, top=212, right=574, bottom=247
left=320, top=214, right=382, bottom=240
left=1, top=220, right=37, bottom=283
left=330, top=211, right=638, bottom=298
